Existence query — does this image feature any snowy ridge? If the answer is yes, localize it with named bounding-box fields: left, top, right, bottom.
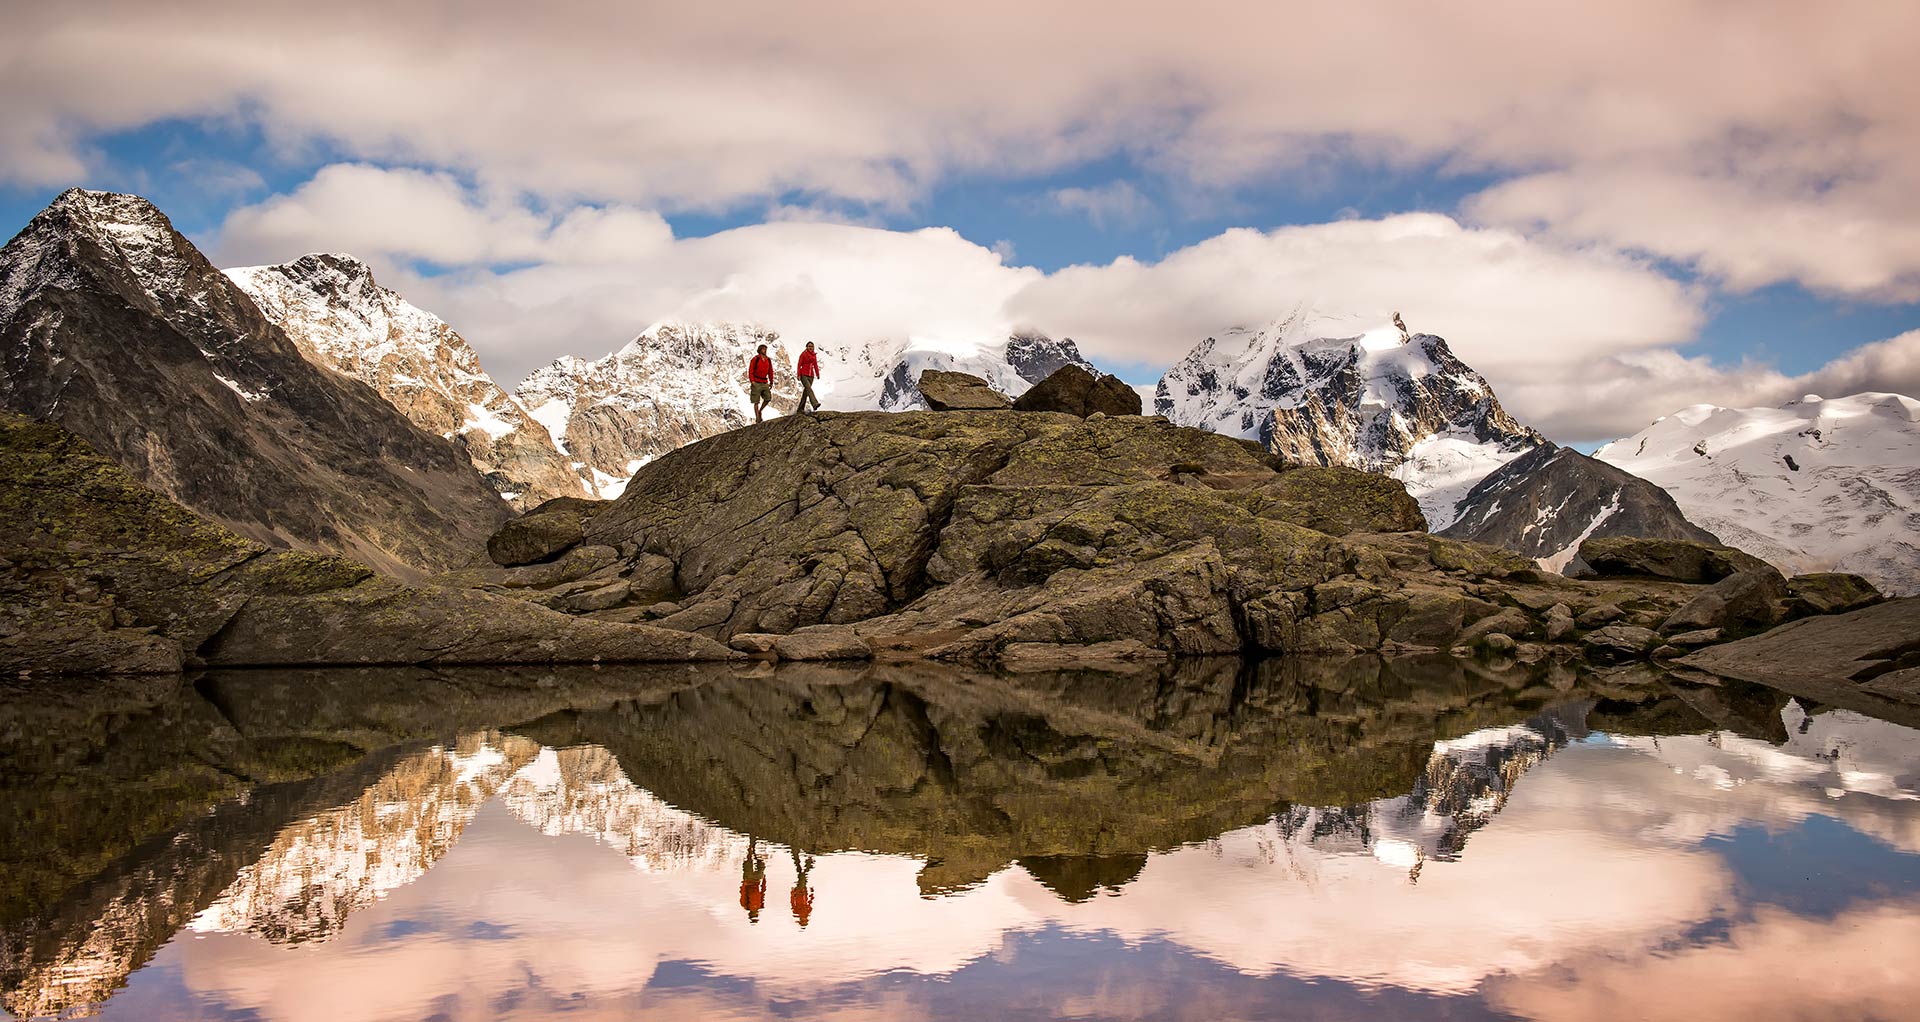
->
left=1595, top=392, right=1920, bottom=593
left=1155, top=310, right=1543, bottom=529
left=515, top=324, right=1091, bottom=496
left=227, top=254, right=591, bottom=505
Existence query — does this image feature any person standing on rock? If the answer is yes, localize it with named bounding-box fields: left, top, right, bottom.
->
left=795, top=341, right=823, bottom=413
left=749, top=344, right=776, bottom=423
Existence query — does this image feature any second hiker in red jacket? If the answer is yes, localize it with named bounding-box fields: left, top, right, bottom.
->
left=748, top=344, right=775, bottom=423
left=796, top=341, right=822, bottom=413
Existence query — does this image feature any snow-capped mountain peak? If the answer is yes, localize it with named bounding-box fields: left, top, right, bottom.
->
left=227, top=254, right=592, bottom=505
left=1595, top=392, right=1920, bottom=593
left=1156, top=312, right=1543, bottom=529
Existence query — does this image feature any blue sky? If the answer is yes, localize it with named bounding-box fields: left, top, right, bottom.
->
left=4, top=3, right=1917, bottom=443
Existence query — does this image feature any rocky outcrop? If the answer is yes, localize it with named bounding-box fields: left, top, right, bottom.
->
left=1682, top=598, right=1920, bottom=726
left=226, top=254, right=590, bottom=508
left=0, top=414, right=732, bottom=673
left=426, top=408, right=1842, bottom=666
left=1576, top=536, right=1773, bottom=583
left=1440, top=443, right=1722, bottom=571
left=0, top=189, right=509, bottom=577
left=917, top=369, right=1012, bottom=410
left=1011, top=363, right=1143, bottom=416
left=486, top=496, right=607, bottom=567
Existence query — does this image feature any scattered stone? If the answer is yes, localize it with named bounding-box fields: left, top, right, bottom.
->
left=1784, top=572, right=1883, bottom=618
left=1480, top=633, right=1518, bottom=655
left=1661, top=569, right=1787, bottom=636
left=1544, top=603, right=1576, bottom=641
left=1651, top=644, right=1686, bottom=659
left=728, top=632, right=780, bottom=654
left=917, top=370, right=1011, bottom=411
left=1010, top=364, right=1142, bottom=417
left=1459, top=609, right=1532, bottom=645
left=773, top=628, right=873, bottom=661
left=1667, top=627, right=1724, bottom=647
left=1576, top=603, right=1624, bottom=629
left=557, top=579, right=631, bottom=613
left=1583, top=624, right=1660, bottom=659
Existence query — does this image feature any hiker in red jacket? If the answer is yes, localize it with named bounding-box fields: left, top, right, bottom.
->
left=748, top=344, right=776, bottom=423
left=795, top=341, right=823, bottom=413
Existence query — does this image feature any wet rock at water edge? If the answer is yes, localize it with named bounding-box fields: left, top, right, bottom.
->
left=1661, top=569, right=1787, bottom=637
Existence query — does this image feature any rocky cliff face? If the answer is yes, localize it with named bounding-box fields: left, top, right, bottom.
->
left=1596, top=393, right=1920, bottom=594
left=1155, top=314, right=1544, bottom=530
left=0, top=189, right=510, bottom=576
left=514, top=321, right=802, bottom=498
left=227, top=254, right=589, bottom=508
left=1441, top=444, right=1722, bottom=571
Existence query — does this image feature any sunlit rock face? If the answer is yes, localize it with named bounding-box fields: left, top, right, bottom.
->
left=228, top=255, right=589, bottom=508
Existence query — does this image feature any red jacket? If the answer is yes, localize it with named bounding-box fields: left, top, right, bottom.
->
left=749, top=353, right=774, bottom=384
left=797, top=348, right=819, bottom=379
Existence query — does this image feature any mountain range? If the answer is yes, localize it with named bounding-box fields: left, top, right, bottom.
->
left=0, top=190, right=507, bottom=577
left=3, top=188, right=1914, bottom=591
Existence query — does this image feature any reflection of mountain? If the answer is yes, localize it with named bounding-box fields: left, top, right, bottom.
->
left=1, top=655, right=1889, bottom=1020
left=1276, top=704, right=1588, bottom=877
left=189, top=734, right=542, bottom=944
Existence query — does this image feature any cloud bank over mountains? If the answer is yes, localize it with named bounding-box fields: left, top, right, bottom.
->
left=7, top=1, right=1919, bottom=441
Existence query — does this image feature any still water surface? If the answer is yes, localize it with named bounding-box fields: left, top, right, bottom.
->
left=2, top=657, right=1917, bottom=1020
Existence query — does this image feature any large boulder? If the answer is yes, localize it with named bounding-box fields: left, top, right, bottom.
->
left=1784, top=572, right=1882, bottom=618
left=1683, top=598, right=1920, bottom=722
left=1577, top=536, right=1772, bottom=583
left=1011, top=364, right=1142, bottom=417
left=485, top=496, right=607, bottom=566
left=1661, top=569, right=1787, bottom=636
left=917, top=370, right=1011, bottom=411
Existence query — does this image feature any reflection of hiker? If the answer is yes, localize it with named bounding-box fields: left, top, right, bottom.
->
left=740, top=838, right=768, bottom=923
left=1392, top=311, right=1410, bottom=344
left=749, top=345, right=776, bottom=423
left=795, top=341, right=823, bottom=413
left=789, top=848, right=817, bottom=928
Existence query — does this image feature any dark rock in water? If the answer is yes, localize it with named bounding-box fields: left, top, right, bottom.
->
left=1683, top=598, right=1920, bottom=724
left=917, top=370, right=1011, bottom=411
left=1577, top=536, right=1772, bottom=583
left=0, top=189, right=510, bottom=577
left=1011, top=363, right=1142, bottom=417
left=1661, top=569, right=1787, bottom=637
left=1784, top=572, right=1882, bottom=618
left=1441, top=444, right=1721, bottom=569
left=0, top=414, right=733, bottom=673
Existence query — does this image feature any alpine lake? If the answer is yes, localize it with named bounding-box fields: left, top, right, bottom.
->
left=3, top=655, right=1917, bottom=1021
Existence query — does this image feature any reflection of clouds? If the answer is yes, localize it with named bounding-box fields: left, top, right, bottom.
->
left=1487, top=898, right=1920, bottom=1022
left=60, top=703, right=1920, bottom=1020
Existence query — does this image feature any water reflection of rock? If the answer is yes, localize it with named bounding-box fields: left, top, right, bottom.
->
left=0, top=656, right=1817, bottom=1019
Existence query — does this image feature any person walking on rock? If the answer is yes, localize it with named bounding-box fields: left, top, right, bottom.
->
left=749, top=344, right=776, bottom=423
left=796, top=341, right=823, bottom=413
